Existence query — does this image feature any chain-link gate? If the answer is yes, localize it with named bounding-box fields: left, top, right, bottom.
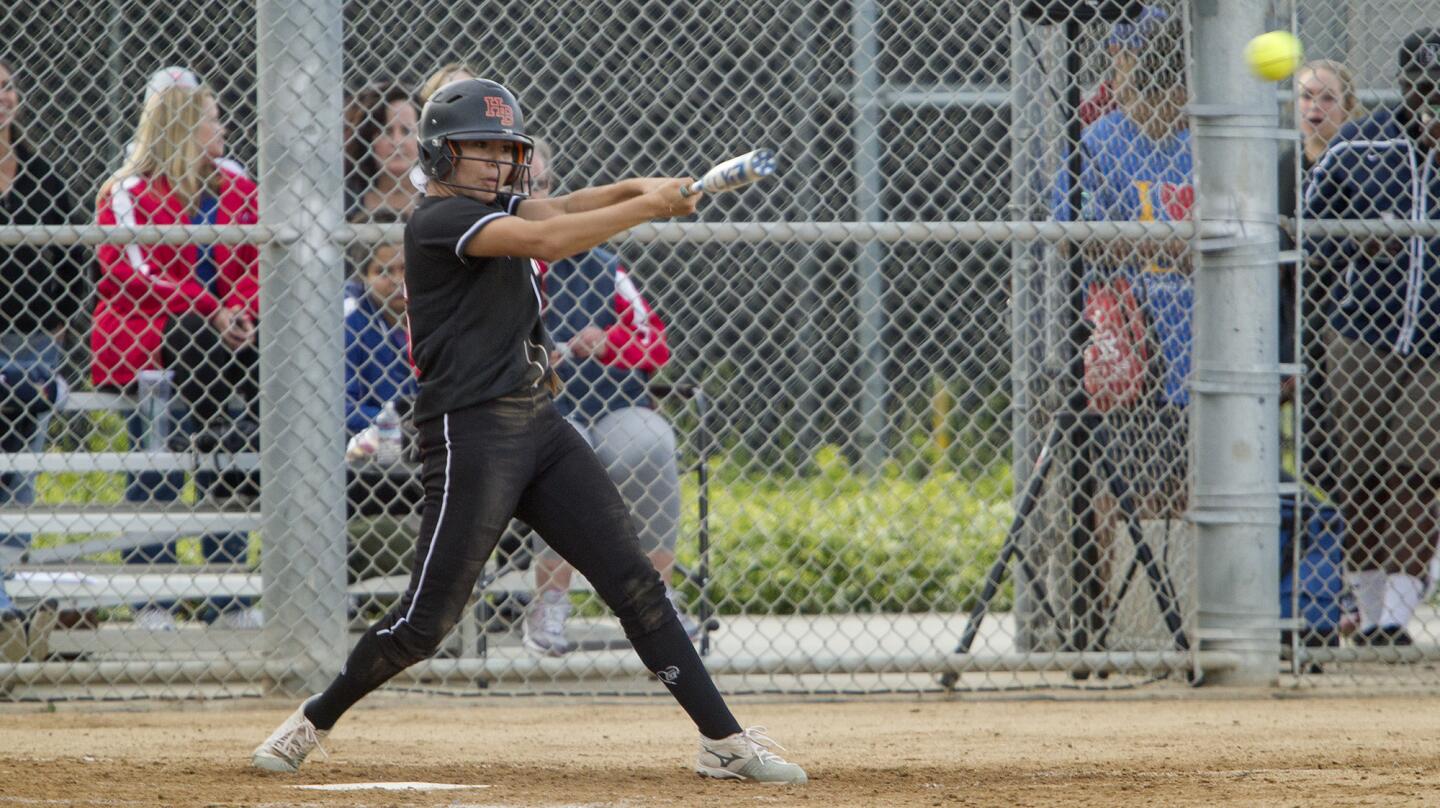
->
left=0, top=0, right=1430, bottom=701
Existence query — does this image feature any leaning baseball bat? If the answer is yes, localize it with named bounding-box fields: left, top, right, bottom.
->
left=678, top=149, right=777, bottom=198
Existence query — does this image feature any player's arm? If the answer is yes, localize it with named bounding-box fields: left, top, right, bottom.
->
left=465, top=179, right=697, bottom=262
left=515, top=178, right=670, bottom=221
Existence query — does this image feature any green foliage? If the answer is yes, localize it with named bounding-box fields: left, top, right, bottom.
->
left=676, top=445, right=1014, bottom=615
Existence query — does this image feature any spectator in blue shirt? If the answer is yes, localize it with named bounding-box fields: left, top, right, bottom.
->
left=1049, top=14, right=1192, bottom=642
left=342, top=212, right=417, bottom=593
left=1053, top=13, right=1193, bottom=515
left=521, top=140, right=695, bottom=656
left=1303, top=28, right=1440, bottom=646
left=345, top=215, right=415, bottom=437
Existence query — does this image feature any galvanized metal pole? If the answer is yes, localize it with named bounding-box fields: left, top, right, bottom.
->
left=256, top=0, right=347, bottom=694
left=851, top=0, right=890, bottom=473
left=1008, top=15, right=1049, bottom=653
left=1189, top=0, right=1282, bottom=686
left=790, top=1, right=827, bottom=456
left=1009, top=16, right=1040, bottom=501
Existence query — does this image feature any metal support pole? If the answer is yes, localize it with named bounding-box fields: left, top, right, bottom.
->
left=790, top=1, right=828, bottom=455
left=256, top=0, right=347, bottom=694
left=1008, top=15, right=1046, bottom=653
left=851, top=0, right=890, bottom=473
left=1189, top=0, right=1282, bottom=686
left=1009, top=16, right=1045, bottom=499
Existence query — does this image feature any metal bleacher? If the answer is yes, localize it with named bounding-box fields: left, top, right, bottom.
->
left=4, top=389, right=266, bottom=616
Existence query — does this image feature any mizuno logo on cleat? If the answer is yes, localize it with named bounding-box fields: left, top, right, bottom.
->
left=707, top=750, right=745, bottom=767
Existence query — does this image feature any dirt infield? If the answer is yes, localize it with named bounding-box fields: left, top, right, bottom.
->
left=1, top=692, right=1438, bottom=807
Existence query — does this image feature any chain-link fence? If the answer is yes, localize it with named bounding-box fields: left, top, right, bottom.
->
left=1285, top=1, right=1440, bottom=685
left=0, top=0, right=1435, bottom=701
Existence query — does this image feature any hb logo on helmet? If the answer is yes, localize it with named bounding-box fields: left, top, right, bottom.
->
left=484, top=96, right=514, bottom=127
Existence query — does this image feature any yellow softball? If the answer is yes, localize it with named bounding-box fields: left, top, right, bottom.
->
left=1245, top=31, right=1303, bottom=81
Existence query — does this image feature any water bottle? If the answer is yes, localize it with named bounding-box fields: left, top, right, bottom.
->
left=374, top=400, right=403, bottom=464
left=135, top=369, right=173, bottom=452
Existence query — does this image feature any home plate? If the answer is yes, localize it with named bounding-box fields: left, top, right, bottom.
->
left=296, top=782, right=490, bottom=792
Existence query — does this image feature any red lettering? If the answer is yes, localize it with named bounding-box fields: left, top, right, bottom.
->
left=484, top=96, right=514, bottom=127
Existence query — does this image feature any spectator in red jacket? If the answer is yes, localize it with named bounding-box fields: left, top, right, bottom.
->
left=520, top=140, right=696, bottom=656
left=93, top=83, right=256, bottom=391
left=91, top=75, right=260, bottom=630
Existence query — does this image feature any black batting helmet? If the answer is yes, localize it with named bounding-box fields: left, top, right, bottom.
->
left=418, top=78, right=535, bottom=195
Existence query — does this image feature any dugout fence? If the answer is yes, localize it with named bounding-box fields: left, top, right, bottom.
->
left=0, top=0, right=1438, bottom=700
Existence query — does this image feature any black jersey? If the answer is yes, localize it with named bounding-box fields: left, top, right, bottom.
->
left=403, top=193, right=552, bottom=423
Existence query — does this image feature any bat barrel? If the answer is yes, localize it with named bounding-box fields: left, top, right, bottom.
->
left=679, top=148, right=778, bottom=198
left=747, top=148, right=777, bottom=179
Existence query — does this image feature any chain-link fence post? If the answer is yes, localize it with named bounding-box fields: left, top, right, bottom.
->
left=851, top=0, right=890, bottom=473
left=256, top=0, right=347, bottom=693
left=1190, top=0, right=1282, bottom=685
left=1008, top=15, right=1043, bottom=654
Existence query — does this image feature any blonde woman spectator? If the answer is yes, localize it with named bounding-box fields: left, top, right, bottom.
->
left=92, top=77, right=261, bottom=630
left=130, top=66, right=249, bottom=179
left=419, top=61, right=479, bottom=103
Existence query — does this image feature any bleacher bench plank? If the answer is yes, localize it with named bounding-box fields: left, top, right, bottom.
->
left=0, top=508, right=259, bottom=534
left=0, top=451, right=259, bottom=474
left=59, top=391, right=134, bottom=413
left=9, top=567, right=552, bottom=610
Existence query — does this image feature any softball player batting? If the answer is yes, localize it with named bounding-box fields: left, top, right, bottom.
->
left=250, top=78, right=806, bottom=785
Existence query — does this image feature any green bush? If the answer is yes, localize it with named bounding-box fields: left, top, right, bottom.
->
left=676, top=445, right=1014, bottom=615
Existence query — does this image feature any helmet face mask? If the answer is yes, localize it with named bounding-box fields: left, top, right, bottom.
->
left=418, top=78, right=535, bottom=198
left=432, top=139, right=534, bottom=197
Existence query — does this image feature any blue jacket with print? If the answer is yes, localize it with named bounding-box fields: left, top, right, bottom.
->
left=1303, top=107, right=1440, bottom=356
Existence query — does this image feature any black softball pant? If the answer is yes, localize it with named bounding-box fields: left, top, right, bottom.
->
left=318, top=386, right=738, bottom=738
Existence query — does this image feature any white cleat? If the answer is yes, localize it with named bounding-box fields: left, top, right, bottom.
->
left=696, top=726, right=808, bottom=784
left=523, top=590, right=576, bottom=656
left=215, top=606, right=264, bottom=630
left=133, top=606, right=178, bottom=632
left=251, top=699, right=329, bottom=773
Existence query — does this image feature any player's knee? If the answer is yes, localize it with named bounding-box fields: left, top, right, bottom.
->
left=608, top=565, right=672, bottom=636
left=392, top=616, right=459, bottom=663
